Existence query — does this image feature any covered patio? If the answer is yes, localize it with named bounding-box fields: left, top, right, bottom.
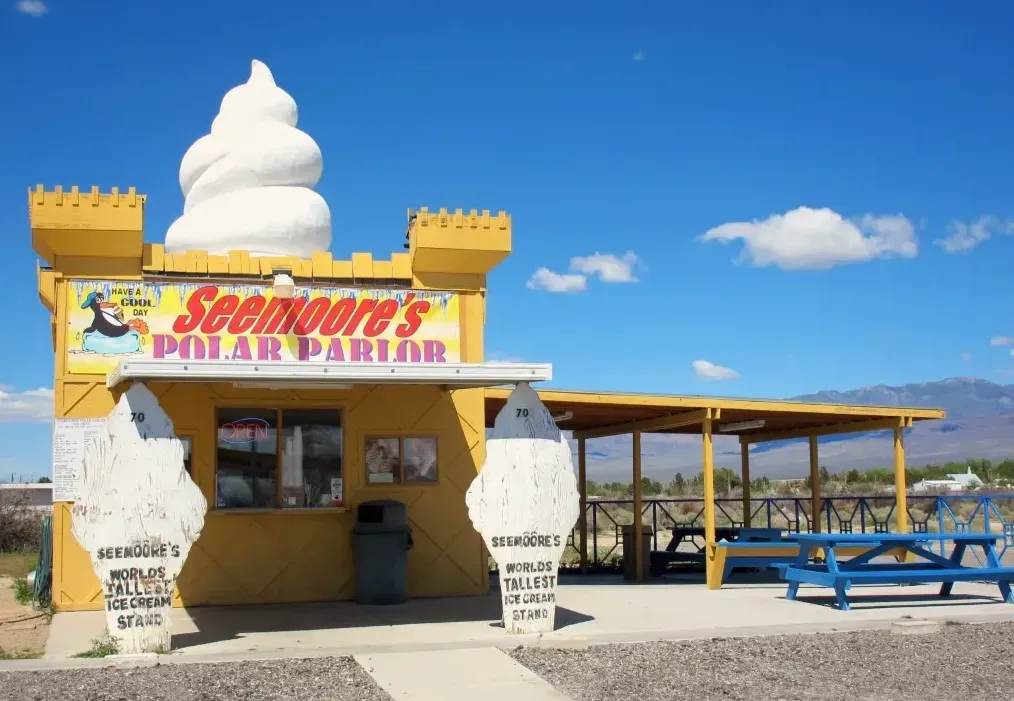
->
left=484, top=388, right=946, bottom=586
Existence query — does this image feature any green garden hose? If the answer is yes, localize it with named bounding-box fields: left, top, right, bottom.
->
left=33, top=514, right=52, bottom=605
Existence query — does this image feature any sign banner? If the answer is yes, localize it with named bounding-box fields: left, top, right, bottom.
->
left=71, top=383, right=207, bottom=653
left=65, top=280, right=461, bottom=375
left=465, top=382, right=579, bottom=635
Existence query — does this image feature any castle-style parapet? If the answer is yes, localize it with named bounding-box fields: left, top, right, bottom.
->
left=28, top=187, right=508, bottom=295
left=29, top=185, right=145, bottom=266
left=142, top=245, right=417, bottom=286
left=408, top=207, right=511, bottom=275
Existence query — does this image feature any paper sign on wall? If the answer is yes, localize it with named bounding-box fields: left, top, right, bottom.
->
left=51, top=418, right=106, bottom=502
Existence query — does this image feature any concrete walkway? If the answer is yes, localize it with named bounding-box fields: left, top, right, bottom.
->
left=356, top=648, right=574, bottom=701
left=36, top=576, right=1014, bottom=663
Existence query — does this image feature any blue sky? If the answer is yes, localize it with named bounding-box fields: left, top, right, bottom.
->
left=0, top=1, right=1012, bottom=479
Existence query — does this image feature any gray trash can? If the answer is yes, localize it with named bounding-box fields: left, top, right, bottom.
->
left=352, top=499, right=413, bottom=605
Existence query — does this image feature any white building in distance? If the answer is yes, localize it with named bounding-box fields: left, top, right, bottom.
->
left=0, top=483, right=53, bottom=510
left=911, top=467, right=984, bottom=493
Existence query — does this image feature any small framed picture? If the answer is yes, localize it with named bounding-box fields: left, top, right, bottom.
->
left=365, top=437, right=400, bottom=484
left=403, top=437, right=438, bottom=483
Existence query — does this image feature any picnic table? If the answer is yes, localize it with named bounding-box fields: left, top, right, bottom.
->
left=665, top=526, right=783, bottom=552
left=780, top=532, right=1014, bottom=611
left=653, top=526, right=783, bottom=577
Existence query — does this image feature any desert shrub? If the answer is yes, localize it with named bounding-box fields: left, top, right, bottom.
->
left=12, top=578, right=31, bottom=606
left=678, top=501, right=701, bottom=516
left=0, top=491, right=43, bottom=553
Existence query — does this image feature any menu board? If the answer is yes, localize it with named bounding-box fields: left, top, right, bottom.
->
left=52, top=418, right=106, bottom=502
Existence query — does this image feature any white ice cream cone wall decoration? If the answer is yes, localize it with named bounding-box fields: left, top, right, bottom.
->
left=465, top=382, right=580, bottom=635
left=164, top=59, right=332, bottom=258
left=70, top=384, right=207, bottom=654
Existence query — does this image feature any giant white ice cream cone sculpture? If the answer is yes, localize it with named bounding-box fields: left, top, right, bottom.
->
left=465, top=382, right=580, bottom=635
left=71, top=384, right=207, bottom=654
left=164, top=59, right=332, bottom=258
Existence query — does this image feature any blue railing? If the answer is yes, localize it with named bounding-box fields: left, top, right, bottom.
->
left=562, top=494, right=1014, bottom=572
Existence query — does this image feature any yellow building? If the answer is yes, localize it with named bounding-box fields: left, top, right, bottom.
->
left=31, top=185, right=945, bottom=612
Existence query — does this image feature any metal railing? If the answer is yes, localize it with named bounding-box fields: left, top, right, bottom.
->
left=557, top=494, right=1014, bottom=572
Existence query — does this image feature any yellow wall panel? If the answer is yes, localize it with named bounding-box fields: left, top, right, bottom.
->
left=49, top=298, right=486, bottom=610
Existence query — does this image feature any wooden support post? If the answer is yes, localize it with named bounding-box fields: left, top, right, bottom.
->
left=808, top=435, right=821, bottom=533
left=894, top=425, right=909, bottom=533
left=741, top=442, right=751, bottom=528
left=578, top=437, right=588, bottom=573
left=632, top=430, right=645, bottom=582
left=702, top=411, right=717, bottom=586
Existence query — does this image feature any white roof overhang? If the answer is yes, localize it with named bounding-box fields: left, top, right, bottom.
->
left=106, top=359, right=552, bottom=389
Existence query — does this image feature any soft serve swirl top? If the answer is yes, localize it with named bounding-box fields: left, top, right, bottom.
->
left=164, top=60, right=332, bottom=258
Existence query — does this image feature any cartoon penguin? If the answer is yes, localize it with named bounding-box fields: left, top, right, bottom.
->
left=81, top=292, right=146, bottom=338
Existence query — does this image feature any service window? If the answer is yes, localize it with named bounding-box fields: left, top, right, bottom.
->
left=281, top=409, right=344, bottom=508
left=179, top=436, right=193, bottom=476
left=365, top=436, right=437, bottom=485
left=216, top=408, right=343, bottom=510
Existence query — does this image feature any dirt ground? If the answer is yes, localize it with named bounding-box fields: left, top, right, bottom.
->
left=0, top=576, right=49, bottom=658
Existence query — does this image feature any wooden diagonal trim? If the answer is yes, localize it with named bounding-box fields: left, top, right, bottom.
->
left=740, top=416, right=909, bottom=445
left=573, top=408, right=713, bottom=440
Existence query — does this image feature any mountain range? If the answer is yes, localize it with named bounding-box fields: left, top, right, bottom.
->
left=574, top=377, right=1014, bottom=482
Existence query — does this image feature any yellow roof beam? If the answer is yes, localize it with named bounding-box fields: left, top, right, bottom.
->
left=741, top=416, right=911, bottom=445
left=573, top=408, right=716, bottom=440
left=483, top=387, right=945, bottom=421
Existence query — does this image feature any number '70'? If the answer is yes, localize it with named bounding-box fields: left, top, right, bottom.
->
left=515, top=408, right=529, bottom=418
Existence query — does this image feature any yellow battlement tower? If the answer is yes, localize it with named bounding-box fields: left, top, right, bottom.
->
left=408, top=207, right=512, bottom=276
left=30, top=184, right=146, bottom=277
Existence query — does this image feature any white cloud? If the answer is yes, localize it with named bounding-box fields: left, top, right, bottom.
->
left=569, top=251, right=641, bottom=283
left=935, top=216, right=1014, bottom=253
left=960, top=352, right=972, bottom=362
left=0, top=386, right=53, bottom=422
left=692, top=360, right=740, bottom=381
left=16, top=0, right=47, bottom=16
left=1010, top=348, right=1014, bottom=360
left=526, top=268, right=587, bottom=293
left=632, top=50, right=646, bottom=61
left=989, top=336, right=1014, bottom=347
left=700, top=206, right=917, bottom=271
left=528, top=251, right=643, bottom=293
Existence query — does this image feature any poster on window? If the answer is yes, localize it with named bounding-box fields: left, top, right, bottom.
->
left=403, top=437, right=438, bottom=483
left=365, top=438, right=399, bottom=484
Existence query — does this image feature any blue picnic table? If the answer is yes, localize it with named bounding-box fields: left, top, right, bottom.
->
left=780, top=532, right=1014, bottom=611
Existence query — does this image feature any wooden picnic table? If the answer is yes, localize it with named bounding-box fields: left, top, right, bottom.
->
left=665, top=526, right=783, bottom=552
left=652, top=526, right=784, bottom=577
left=780, top=532, right=1014, bottom=611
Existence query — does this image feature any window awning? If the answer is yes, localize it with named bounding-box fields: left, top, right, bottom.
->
left=106, top=359, right=552, bottom=389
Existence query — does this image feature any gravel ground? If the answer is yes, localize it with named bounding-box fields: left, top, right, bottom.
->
left=0, top=657, right=392, bottom=701
left=3, top=622, right=1011, bottom=701
left=510, top=621, right=1014, bottom=701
